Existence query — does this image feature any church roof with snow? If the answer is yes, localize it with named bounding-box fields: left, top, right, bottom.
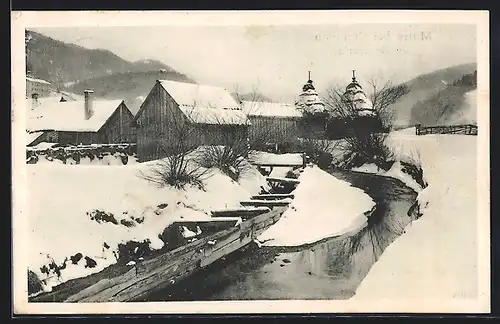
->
left=343, top=70, right=375, bottom=112
left=295, top=73, right=326, bottom=114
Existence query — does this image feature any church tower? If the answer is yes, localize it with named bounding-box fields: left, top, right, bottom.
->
left=295, top=71, right=326, bottom=114
left=343, top=70, right=376, bottom=117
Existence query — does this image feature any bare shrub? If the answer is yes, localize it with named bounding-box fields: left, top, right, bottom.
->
left=139, top=155, right=209, bottom=190
left=338, top=133, right=395, bottom=170
left=400, top=149, right=428, bottom=189
left=196, top=145, right=251, bottom=181
left=299, top=138, right=341, bottom=170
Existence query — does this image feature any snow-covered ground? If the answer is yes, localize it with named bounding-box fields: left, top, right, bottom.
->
left=353, top=132, right=484, bottom=303
left=27, top=156, right=268, bottom=292
left=258, top=165, right=375, bottom=247
left=248, top=152, right=304, bottom=165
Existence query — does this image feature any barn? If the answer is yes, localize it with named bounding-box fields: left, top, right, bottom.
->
left=27, top=90, right=136, bottom=146
left=240, top=100, right=302, bottom=146
left=133, top=80, right=249, bottom=162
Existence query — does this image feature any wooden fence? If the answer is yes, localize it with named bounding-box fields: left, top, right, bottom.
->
left=415, top=124, right=478, bottom=136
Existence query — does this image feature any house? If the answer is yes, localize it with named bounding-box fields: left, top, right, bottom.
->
left=26, top=76, right=52, bottom=98
left=133, top=80, right=249, bottom=162
left=240, top=100, right=302, bottom=145
left=27, top=90, right=136, bottom=146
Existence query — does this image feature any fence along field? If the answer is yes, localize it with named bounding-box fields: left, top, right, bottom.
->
left=415, top=124, right=478, bottom=136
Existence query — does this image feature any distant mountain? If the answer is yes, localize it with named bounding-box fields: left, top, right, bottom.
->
left=409, top=70, right=477, bottom=126
left=66, top=70, right=196, bottom=115
left=391, top=63, right=477, bottom=127
left=25, top=30, right=186, bottom=87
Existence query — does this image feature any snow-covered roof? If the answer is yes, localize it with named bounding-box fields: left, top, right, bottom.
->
left=27, top=99, right=124, bottom=132
left=158, top=80, right=247, bottom=125
left=26, top=76, right=51, bottom=85
left=241, top=101, right=302, bottom=118
left=159, top=80, right=239, bottom=110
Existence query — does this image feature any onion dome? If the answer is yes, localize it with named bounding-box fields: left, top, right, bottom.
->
left=343, top=70, right=376, bottom=116
left=295, top=72, right=326, bottom=114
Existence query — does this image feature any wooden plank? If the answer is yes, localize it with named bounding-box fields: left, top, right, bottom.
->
left=251, top=193, right=295, bottom=200
left=211, top=207, right=271, bottom=218
left=104, top=208, right=285, bottom=301
left=240, top=200, right=291, bottom=208
left=34, top=208, right=286, bottom=303
left=266, top=177, right=301, bottom=184
left=252, top=163, right=304, bottom=168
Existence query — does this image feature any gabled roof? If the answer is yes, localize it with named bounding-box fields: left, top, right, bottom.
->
left=135, top=80, right=248, bottom=125
left=159, top=80, right=239, bottom=110
left=27, top=99, right=126, bottom=132
left=241, top=101, right=302, bottom=118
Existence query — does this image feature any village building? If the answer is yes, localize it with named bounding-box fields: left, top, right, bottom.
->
left=133, top=80, right=249, bottom=162
left=26, top=76, right=52, bottom=99
left=241, top=100, right=302, bottom=145
left=295, top=72, right=326, bottom=115
left=342, top=70, right=377, bottom=117
left=27, top=90, right=136, bottom=146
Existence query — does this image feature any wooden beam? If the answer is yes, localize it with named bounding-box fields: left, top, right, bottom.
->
left=240, top=200, right=292, bottom=208
left=266, top=177, right=301, bottom=184
left=251, top=193, right=295, bottom=200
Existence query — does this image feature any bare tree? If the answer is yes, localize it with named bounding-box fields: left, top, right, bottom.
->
left=321, top=77, right=408, bottom=170
left=195, top=115, right=252, bottom=181
left=324, top=85, right=359, bottom=120
left=138, top=101, right=211, bottom=189
left=367, top=78, right=410, bottom=129
left=324, top=78, right=410, bottom=130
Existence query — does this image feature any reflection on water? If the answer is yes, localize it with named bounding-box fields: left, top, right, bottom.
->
left=144, top=170, right=418, bottom=301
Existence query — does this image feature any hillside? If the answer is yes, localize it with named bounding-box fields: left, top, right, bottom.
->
left=26, top=30, right=183, bottom=87
left=66, top=70, right=196, bottom=114
left=391, top=63, right=477, bottom=127
left=409, top=70, right=477, bottom=126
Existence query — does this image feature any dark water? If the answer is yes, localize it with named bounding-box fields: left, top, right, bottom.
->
left=144, top=170, right=418, bottom=301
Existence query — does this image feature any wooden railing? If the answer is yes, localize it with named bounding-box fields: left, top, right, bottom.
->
left=415, top=124, right=478, bottom=136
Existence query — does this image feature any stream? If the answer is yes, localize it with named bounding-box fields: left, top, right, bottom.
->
left=143, top=169, right=418, bottom=301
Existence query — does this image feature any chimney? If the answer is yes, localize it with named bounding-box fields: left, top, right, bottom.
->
left=84, top=90, right=94, bottom=120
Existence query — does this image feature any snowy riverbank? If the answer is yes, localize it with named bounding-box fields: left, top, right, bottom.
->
left=353, top=132, right=485, bottom=306
left=258, top=165, right=375, bottom=247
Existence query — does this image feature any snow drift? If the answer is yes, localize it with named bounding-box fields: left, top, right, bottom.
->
left=27, top=158, right=268, bottom=293
left=353, top=133, right=481, bottom=301
left=258, top=165, right=375, bottom=247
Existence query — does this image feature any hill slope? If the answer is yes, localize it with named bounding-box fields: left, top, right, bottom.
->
left=391, top=63, right=477, bottom=127
left=26, top=30, right=183, bottom=86
left=66, top=70, right=196, bottom=115
left=409, top=70, right=477, bottom=126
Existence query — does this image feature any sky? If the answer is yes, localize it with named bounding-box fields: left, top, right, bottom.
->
left=33, top=24, right=476, bottom=102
